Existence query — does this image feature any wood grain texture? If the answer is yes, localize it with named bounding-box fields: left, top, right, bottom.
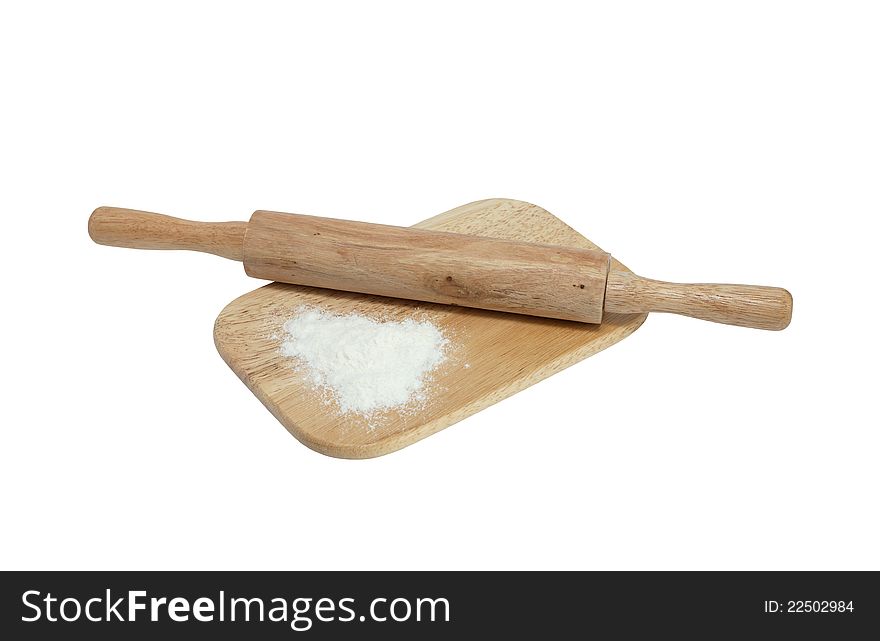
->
left=90, top=206, right=791, bottom=330
left=605, top=271, right=792, bottom=331
left=89, top=206, right=246, bottom=261
left=214, top=199, right=647, bottom=458
left=243, top=211, right=610, bottom=323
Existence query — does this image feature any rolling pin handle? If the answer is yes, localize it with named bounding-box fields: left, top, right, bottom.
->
left=604, top=270, right=793, bottom=331
left=88, top=206, right=247, bottom=261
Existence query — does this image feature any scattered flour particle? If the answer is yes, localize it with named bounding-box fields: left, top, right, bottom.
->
left=280, top=308, right=448, bottom=416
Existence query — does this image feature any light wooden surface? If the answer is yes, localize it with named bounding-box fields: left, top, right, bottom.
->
left=243, top=211, right=610, bottom=323
left=213, top=198, right=647, bottom=458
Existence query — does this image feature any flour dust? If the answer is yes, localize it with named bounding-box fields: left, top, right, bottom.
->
left=279, top=307, right=450, bottom=423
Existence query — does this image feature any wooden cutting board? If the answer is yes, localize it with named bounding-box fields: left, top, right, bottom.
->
left=214, top=198, right=647, bottom=458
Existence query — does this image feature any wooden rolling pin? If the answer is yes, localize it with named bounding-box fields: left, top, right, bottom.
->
left=88, top=206, right=792, bottom=330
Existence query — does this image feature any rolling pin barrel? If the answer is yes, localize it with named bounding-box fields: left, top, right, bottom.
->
left=242, top=211, right=610, bottom=323
left=88, top=206, right=792, bottom=330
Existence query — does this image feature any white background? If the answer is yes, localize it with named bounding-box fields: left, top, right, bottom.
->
left=1, top=1, right=878, bottom=570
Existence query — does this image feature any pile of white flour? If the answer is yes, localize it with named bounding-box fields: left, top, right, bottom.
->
left=280, top=308, right=448, bottom=416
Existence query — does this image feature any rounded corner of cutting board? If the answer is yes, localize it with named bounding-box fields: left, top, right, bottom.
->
left=299, top=435, right=408, bottom=460
left=213, top=291, right=252, bottom=364
left=212, top=199, right=648, bottom=458
left=212, top=284, right=281, bottom=389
